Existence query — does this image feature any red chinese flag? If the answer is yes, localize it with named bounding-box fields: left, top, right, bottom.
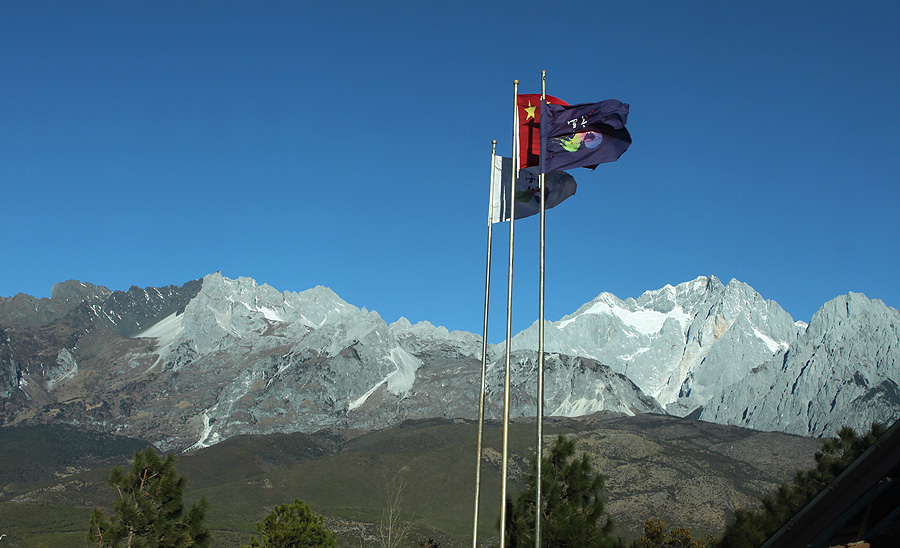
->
left=517, top=94, right=568, bottom=168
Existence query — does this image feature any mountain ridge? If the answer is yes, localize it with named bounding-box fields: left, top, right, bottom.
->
left=2, top=272, right=898, bottom=451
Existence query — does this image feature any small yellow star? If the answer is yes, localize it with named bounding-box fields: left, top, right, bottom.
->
left=524, top=100, right=536, bottom=121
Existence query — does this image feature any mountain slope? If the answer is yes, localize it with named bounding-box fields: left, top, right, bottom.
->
left=700, top=292, right=900, bottom=436
left=511, top=276, right=801, bottom=416
left=2, top=273, right=898, bottom=449
left=0, top=415, right=823, bottom=547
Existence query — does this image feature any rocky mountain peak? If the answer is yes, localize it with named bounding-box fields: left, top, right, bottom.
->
left=806, top=292, right=893, bottom=338
left=1, top=280, right=112, bottom=327
left=700, top=291, right=900, bottom=436
left=2, top=273, right=898, bottom=451
left=50, top=280, right=111, bottom=303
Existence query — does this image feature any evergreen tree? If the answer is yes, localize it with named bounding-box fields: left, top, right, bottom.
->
left=718, top=423, right=887, bottom=548
left=634, top=518, right=715, bottom=548
left=88, top=447, right=210, bottom=547
left=242, top=498, right=336, bottom=548
left=502, top=434, right=618, bottom=548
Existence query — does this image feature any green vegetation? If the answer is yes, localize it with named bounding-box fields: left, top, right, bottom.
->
left=717, top=423, right=887, bottom=548
left=0, top=417, right=863, bottom=547
left=0, top=423, right=150, bottom=486
left=0, top=502, right=93, bottom=547
left=632, top=519, right=715, bottom=548
left=501, top=434, right=619, bottom=548
left=180, top=418, right=535, bottom=544
left=242, top=498, right=336, bottom=548
left=88, top=447, right=211, bottom=547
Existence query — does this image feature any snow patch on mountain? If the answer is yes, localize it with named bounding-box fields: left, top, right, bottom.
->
left=386, top=347, right=420, bottom=393
left=700, top=292, right=900, bottom=436
left=6, top=271, right=898, bottom=449
left=557, top=295, right=690, bottom=335
left=188, top=411, right=220, bottom=451
left=348, top=381, right=383, bottom=412
left=512, top=276, right=800, bottom=416
left=137, top=311, right=184, bottom=346
left=552, top=396, right=605, bottom=417
left=752, top=325, right=788, bottom=353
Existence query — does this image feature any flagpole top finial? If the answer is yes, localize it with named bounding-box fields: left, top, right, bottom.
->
left=492, top=139, right=497, bottom=145
left=514, top=79, right=519, bottom=84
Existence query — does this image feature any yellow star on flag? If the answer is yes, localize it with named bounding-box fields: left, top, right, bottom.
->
left=524, top=100, right=536, bottom=121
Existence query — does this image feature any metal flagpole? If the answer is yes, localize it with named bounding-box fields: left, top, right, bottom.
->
left=535, top=70, right=547, bottom=548
left=499, top=79, right=520, bottom=548
left=472, top=140, right=498, bottom=548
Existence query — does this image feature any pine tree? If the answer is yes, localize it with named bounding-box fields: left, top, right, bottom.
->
left=502, top=434, right=618, bottom=548
left=634, top=518, right=715, bottom=548
left=718, top=423, right=887, bottom=548
left=88, top=447, right=210, bottom=547
left=242, top=498, right=336, bottom=548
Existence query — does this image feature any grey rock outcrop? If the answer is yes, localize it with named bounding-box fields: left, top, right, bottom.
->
left=2, top=273, right=897, bottom=450
left=510, top=276, right=800, bottom=416
left=700, top=292, right=900, bottom=436
left=485, top=351, right=664, bottom=419
left=0, top=280, right=111, bottom=327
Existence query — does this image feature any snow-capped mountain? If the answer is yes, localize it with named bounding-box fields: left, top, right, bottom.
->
left=700, top=292, right=900, bottom=436
left=1, top=273, right=898, bottom=451
left=511, top=276, right=803, bottom=416
left=0, top=273, right=658, bottom=450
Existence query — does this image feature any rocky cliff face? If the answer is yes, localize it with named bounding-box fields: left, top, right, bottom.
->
left=700, top=292, right=900, bottom=436
left=0, top=273, right=661, bottom=451
left=510, top=276, right=803, bottom=416
left=1, top=273, right=897, bottom=451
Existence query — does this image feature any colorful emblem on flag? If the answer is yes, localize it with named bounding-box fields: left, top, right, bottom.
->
left=540, top=100, right=631, bottom=172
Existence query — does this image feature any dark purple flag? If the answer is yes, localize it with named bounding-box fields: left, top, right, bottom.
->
left=540, top=100, right=631, bottom=173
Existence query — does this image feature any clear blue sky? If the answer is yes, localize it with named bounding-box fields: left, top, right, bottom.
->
left=2, top=1, right=898, bottom=342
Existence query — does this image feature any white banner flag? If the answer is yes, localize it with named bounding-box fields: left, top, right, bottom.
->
left=489, top=156, right=577, bottom=224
